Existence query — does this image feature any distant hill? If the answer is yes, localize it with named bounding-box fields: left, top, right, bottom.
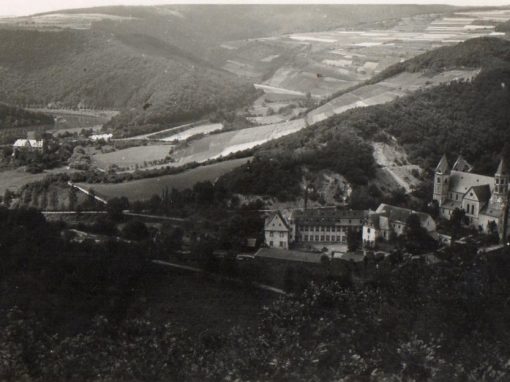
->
left=0, top=28, right=256, bottom=137
left=0, top=4, right=454, bottom=136
left=374, top=37, right=510, bottom=81
left=219, top=37, right=510, bottom=201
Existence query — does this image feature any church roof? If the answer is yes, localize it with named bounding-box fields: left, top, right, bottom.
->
left=449, top=171, right=494, bottom=194
left=435, top=154, right=450, bottom=174
left=452, top=156, right=473, bottom=172
left=495, top=158, right=509, bottom=176
left=467, top=185, right=491, bottom=203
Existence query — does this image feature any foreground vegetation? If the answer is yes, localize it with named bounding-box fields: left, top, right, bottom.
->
left=1, top=207, right=510, bottom=381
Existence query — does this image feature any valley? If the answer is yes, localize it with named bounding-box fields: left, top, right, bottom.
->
left=3, top=5, right=510, bottom=382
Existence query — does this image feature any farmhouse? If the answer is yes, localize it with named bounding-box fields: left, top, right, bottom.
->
left=362, top=203, right=436, bottom=248
left=264, top=211, right=292, bottom=249
left=433, top=155, right=509, bottom=236
left=12, top=132, right=45, bottom=156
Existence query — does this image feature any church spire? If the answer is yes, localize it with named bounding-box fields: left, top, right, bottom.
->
left=495, top=157, right=508, bottom=176
left=435, top=154, right=450, bottom=174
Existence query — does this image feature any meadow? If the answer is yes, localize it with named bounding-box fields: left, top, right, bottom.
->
left=91, top=144, right=173, bottom=170
left=78, top=157, right=251, bottom=200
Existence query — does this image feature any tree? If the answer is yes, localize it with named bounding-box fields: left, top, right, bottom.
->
left=68, top=187, right=77, bottom=210
left=121, top=220, right=149, bottom=241
left=3, top=189, right=13, bottom=207
left=347, top=228, right=361, bottom=252
left=107, top=197, right=129, bottom=221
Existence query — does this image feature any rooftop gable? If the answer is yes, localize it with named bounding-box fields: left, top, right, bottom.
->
left=435, top=154, right=450, bottom=174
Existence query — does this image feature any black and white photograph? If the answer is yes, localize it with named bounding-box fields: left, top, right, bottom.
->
left=1, top=0, right=510, bottom=380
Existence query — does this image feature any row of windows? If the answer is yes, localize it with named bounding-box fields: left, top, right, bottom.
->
left=299, top=235, right=347, bottom=243
left=298, top=224, right=358, bottom=232
left=269, top=232, right=286, bottom=238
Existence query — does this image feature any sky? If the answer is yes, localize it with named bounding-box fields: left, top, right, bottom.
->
left=0, top=0, right=509, bottom=17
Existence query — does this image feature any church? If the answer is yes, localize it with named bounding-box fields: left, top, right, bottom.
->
left=433, top=155, right=509, bottom=237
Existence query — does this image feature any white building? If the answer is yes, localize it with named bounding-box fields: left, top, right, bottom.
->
left=90, top=133, right=113, bottom=142
left=362, top=203, right=436, bottom=248
left=12, top=139, right=45, bottom=156
left=264, top=212, right=291, bottom=249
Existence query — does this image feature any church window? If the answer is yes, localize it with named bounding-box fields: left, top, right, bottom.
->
left=437, top=178, right=440, bottom=183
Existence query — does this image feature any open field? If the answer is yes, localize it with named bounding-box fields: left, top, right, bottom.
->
left=78, top=157, right=251, bottom=201
left=229, top=11, right=509, bottom=101
left=170, top=119, right=306, bottom=166
left=0, top=167, right=76, bottom=194
left=92, top=144, right=173, bottom=171
left=160, top=123, right=224, bottom=142
left=307, top=69, right=480, bottom=125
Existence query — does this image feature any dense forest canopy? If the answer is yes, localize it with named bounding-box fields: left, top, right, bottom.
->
left=2, top=208, right=510, bottom=381
left=0, top=103, right=53, bottom=130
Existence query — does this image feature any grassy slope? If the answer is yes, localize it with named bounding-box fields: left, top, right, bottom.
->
left=78, top=157, right=251, bottom=201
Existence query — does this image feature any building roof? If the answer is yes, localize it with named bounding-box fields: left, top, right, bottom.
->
left=375, top=203, right=432, bottom=226
left=452, top=155, right=473, bottom=173
left=466, top=184, right=491, bottom=203
left=495, top=158, right=509, bottom=176
left=13, top=139, right=44, bottom=148
left=449, top=171, right=494, bottom=194
left=294, top=208, right=367, bottom=225
left=254, top=248, right=324, bottom=264
left=481, top=204, right=503, bottom=218
left=265, top=211, right=290, bottom=232
left=441, top=200, right=462, bottom=210
left=435, top=154, right=450, bottom=174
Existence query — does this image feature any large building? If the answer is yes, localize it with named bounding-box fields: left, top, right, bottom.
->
left=362, top=203, right=436, bottom=248
left=433, top=155, right=509, bottom=235
left=264, top=208, right=367, bottom=249
left=12, top=131, right=45, bottom=156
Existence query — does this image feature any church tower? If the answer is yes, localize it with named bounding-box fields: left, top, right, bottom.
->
left=490, top=158, right=509, bottom=209
left=433, top=154, right=450, bottom=206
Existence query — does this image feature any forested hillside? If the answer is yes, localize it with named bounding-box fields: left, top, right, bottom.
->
left=375, top=37, right=510, bottom=80
left=0, top=29, right=256, bottom=137
left=0, top=103, right=53, bottom=130
left=220, top=37, right=510, bottom=202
